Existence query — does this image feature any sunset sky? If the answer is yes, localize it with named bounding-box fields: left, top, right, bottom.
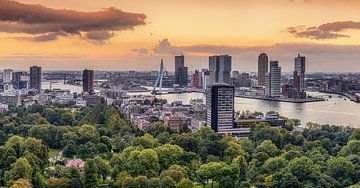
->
left=0, top=0, right=360, bottom=72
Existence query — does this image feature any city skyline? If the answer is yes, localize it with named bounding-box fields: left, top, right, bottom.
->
left=0, top=0, right=360, bottom=71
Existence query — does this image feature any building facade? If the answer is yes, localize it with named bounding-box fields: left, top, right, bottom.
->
left=258, top=53, right=268, bottom=86
left=175, top=55, right=188, bottom=87
left=12, top=72, right=29, bottom=89
left=3, top=69, right=13, bottom=83
left=192, top=70, right=202, bottom=88
left=206, top=84, right=234, bottom=133
left=209, top=55, right=232, bottom=85
left=83, top=69, right=94, bottom=93
left=294, top=54, right=306, bottom=98
left=265, top=61, right=281, bottom=97
left=29, top=66, right=42, bottom=90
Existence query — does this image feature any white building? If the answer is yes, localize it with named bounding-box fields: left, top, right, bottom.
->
left=265, top=61, right=281, bottom=97
left=3, top=69, right=13, bottom=83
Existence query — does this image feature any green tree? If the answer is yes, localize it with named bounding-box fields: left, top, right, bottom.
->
left=287, top=156, right=319, bottom=182
left=177, top=178, right=193, bottom=188
left=270, top=172, right=301, bottom=188
left=83, top=159, right=98, bottom=188
left=9, top=178, right=32, bottom=188
left=4, top=157, right=33, bottom=186
left=94, top=156, right=110, bottom=182
left=122, top=148, right=160, bottom=177
left=327, top=157, right=355, bottom=186
left=155, top=144, right=184, bottom=171
left=255, top=140, right=280, bottom=157
left=160, top=165, right=188, bottom=184
left=133, top=133, right=158, bottom=148
left=133, top=176, right=149, bottom=188
left=59, top=112, right=75, bottom=126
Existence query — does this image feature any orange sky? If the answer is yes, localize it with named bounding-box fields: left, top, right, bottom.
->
left=1, top=0, right=360, bottom=71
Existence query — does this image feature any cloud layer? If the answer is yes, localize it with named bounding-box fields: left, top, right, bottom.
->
left=131, top=39, right=360, bottom=72
left=0, top=0, right=146, bottom=42
left=287, top=21, right=360, bottom=39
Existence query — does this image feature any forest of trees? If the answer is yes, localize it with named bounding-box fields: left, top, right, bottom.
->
left=0, top=100, right=360, bottom=188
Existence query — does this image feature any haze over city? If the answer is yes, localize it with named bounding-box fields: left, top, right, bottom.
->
left=1, top=0, right=360, bottom=71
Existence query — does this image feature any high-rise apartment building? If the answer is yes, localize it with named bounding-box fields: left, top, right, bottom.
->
left=13, top=72, right=29, bottom=89
left=202, top=70, right=211, bottom=90
left=258, top=53, right=268, bottom=86
left=29, top=66, right=42, bottom=90
left=3, top=69, right=13, bottom=83
left=209, top=55, right=232, bottom=85
left=192, top=70, right=202, bottom=88
left=206, top=84, right=234, bottom=133
left=294, top=54, right=306, bottom=92
left=175, top=55, right=188, bottom=87
left=83, top=69, right=94, bottom=93
left=265, top=61, right=281, bottom=97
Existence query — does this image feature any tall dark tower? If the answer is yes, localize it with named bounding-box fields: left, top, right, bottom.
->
left=175, top=55, right=188, bottom=87
left=258, top=53, right=268, bottom=86
left=206, top=84, right=234, bottom=134
left=29, top=66, right=42, bottom=90
left=83, top=69, right=94, bottom=93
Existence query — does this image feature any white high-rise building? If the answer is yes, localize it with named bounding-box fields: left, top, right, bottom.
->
left=209, top=55, right=232, bottom=85
left=3, top=69, right=13, bottom=83
left=202, top=70, right=211, bottom=90
left=265, top=61, right=281, bottom=97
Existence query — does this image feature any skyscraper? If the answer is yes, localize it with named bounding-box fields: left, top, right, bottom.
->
left=13, top=72, right=29, bottom=89
left=192, top=70, right=202, bottom=88
left=83, top=69, right=94, bottom=93
left=206, top=84, right=234, bottom=133
left=3, top=69, right=13, bottom=83
left=294, top=53, right=306, bottom=92
left=202, top=70, right=211, bottom=90
left=258, top=53, right=268, bottom=86
left=174, top=55, right=188, bottom=87
left=29, top=66, right=42, bottom=90
left=265, top=61, right=281, bottom=97
left=209, top=55, right=232, bottom=85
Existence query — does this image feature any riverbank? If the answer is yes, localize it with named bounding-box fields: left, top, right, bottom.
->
left=234, top=94, right=325, bottom=103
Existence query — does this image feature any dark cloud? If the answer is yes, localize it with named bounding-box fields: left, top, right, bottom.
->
left=0, top=0, right=146, bottom=42
left=287, top=21, right=360, bottom=39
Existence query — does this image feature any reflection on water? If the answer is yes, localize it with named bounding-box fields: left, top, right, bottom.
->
left=42, top=81, right=360, bottom=128
left=42, top=81, right=82, bottom=94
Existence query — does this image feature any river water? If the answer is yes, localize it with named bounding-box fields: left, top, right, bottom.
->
left=42, top=81, right=360, bottom=128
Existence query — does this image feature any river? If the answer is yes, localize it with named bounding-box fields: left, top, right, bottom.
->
left=42, top=81, right=360, bottom=128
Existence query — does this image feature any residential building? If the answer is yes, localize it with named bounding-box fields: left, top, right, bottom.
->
left=258, top=53, right=268, bottom=86
left=192, top=70, right=202, bottom=88
left=30, top=66, right=42, bottom=90
left=209, top=55, right=232, bottom=85
left=293, top=54, right=306, bottom=98
left=83, top=69, right=94, bottom=93
left=265, top=61, right=281, bottom=97
left=3, top=69, right=13, bottom=83
left=202, top=70, right=211, bottom=90
left=13, top=72, right=29, bottom=89
left=206, top=84, right=234, bottom=133
left=163, top=113, right=191, bottom=133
